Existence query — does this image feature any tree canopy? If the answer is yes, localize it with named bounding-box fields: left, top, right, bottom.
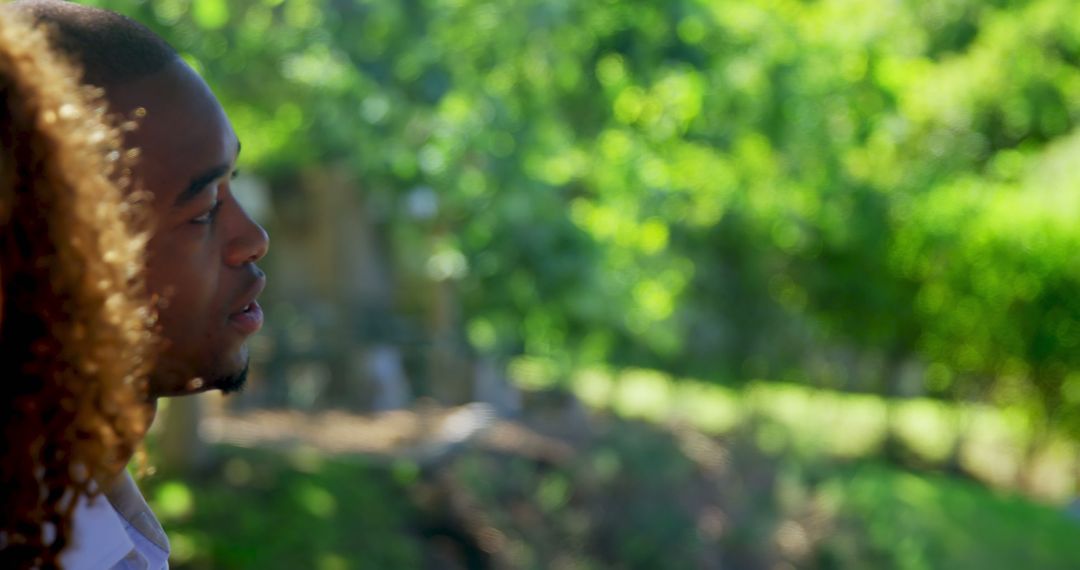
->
left=88, top=0, right=1080, bottom=434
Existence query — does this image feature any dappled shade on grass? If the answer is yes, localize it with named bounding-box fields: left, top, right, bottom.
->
left=143, top=406, right=1080, bottom=569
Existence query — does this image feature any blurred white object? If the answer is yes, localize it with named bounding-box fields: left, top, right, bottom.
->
left=366, top=344, right=412, bottom=411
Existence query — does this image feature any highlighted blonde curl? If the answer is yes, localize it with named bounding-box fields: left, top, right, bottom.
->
left=0, top=11, right=156, bottom=569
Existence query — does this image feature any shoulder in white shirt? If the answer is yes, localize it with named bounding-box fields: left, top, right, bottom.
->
left=61, top=472, right=170, bottom=570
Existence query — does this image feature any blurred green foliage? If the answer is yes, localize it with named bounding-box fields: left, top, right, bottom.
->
left=518, top=361, right=1078, bottom=497
left=68, top=1, right=1080, bottom=566
left=144, top=432, right=1080, bottom=569
left=837, top=463, right=1080, bottom=570
left=86, top=0, right=1080, bottom=438
left=145, top=448, right=422, bottom=569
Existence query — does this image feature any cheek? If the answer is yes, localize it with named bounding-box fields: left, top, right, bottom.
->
left=146, top=236, right=182, bottom=291
left=145, top=241, right=219, bottom=319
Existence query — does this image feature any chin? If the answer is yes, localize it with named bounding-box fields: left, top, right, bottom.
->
left=209, top=363, right=249, bottom=395
left=148, top=348, right=251, bottom=397
left=210, top=346, right=250, bottom=394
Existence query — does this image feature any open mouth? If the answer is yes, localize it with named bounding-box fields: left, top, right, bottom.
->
left=228, top=300, right=264, bottom=335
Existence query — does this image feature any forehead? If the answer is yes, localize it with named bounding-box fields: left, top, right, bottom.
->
left=107, top=61, right=236, bottom=201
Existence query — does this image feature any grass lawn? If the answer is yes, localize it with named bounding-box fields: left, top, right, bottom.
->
left=824, top=462, right=1080, bottom=569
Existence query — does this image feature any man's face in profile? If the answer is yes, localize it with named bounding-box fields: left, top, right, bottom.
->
left=109, top=60, right=269, bottom=398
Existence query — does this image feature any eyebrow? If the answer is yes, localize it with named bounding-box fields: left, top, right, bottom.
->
left=173, top=141, right=242, bottom=207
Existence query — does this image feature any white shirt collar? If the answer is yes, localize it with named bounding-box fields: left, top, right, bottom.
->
left=61, top=473, right=170, bottom=570
left=60, top=493, right=136, bottom=570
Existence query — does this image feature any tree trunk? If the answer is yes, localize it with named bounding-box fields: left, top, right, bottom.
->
left=880, top=349, right=911, bottom=464
left=302, top=165, right=409, bottom=410
left=155, top=395, right=209, bottom=476
left=428, top=274, right=474, bottom=405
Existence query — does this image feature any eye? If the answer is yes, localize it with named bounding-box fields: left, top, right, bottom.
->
left=190, top=199, right=223, bottom=225
left=231, top=169, right=240, bottom=181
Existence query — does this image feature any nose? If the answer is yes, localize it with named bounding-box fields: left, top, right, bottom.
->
left=224, top=199, right=269, bottom=267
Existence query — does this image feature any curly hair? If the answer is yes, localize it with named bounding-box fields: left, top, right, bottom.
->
left=0, top=11, right=156, bottom=569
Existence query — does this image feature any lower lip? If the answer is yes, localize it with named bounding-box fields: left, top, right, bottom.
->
left=228, top=301, right=264, bottom=335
